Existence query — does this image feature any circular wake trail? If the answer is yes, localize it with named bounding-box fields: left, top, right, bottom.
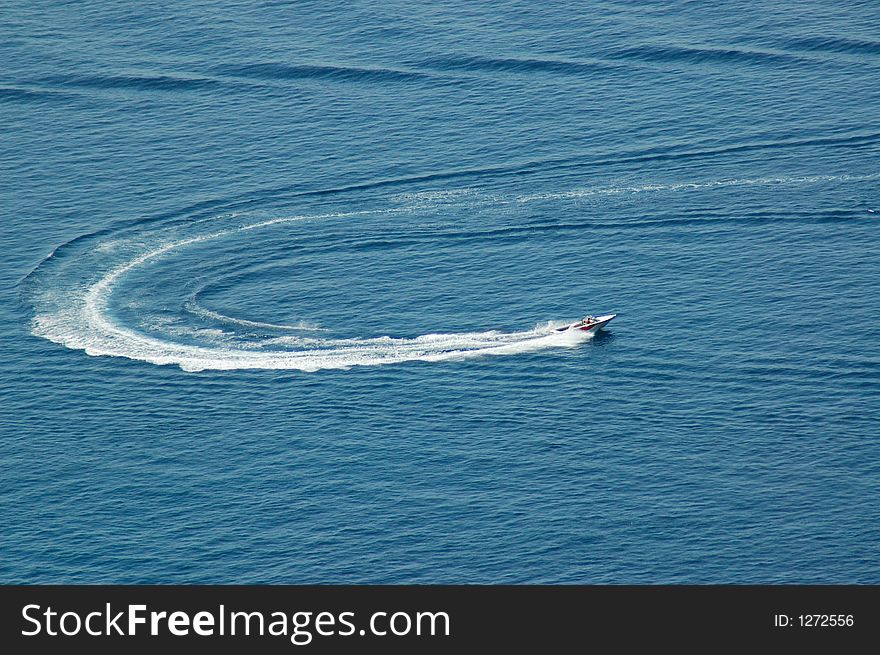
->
left=28, top=214, right=591, bottom=372
left=28, top=172, right=867, bottom=372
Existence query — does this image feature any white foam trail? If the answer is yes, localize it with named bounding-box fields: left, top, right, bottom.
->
left=33, top=300, right=588, bottom=372
left=29, top=215, right=593, bottom=372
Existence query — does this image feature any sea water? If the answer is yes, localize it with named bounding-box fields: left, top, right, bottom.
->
left=1, top=1, right=878, bottom=582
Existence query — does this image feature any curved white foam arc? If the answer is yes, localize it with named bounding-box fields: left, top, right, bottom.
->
left=33, top=305, right=588, bottom=372
left=30, top=221, right=591, bottom=371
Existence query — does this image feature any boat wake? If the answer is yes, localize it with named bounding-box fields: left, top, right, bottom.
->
left=23, top=170, right=870, bottom=372
left=25, top=208, right=594, bottom=372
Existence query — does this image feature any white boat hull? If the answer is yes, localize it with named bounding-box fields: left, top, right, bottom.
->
left=555, top=313, right=616, bottom=333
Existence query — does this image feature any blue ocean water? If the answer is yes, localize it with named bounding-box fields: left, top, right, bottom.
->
left=2, top=1, right=879, bottom=583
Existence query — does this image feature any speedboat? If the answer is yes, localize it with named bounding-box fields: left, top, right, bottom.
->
left=554, top=313, right=616, bottom=333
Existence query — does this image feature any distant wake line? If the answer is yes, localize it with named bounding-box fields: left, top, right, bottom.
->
left=515, top=173, right=880, bottom=202
left=184, top=297, right=326, bottom=332
left=27, top=172, right=873, bottom=372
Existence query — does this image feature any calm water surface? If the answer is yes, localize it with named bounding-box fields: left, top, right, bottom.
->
left=1, top=1, right=878, bottom=582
